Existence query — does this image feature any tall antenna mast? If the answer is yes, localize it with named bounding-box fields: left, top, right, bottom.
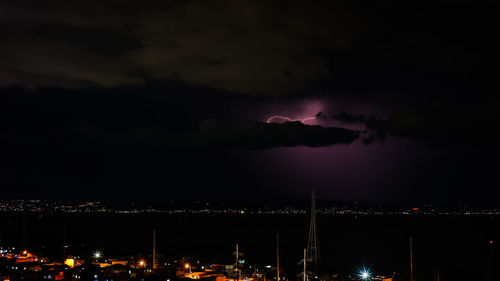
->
left=307, top=189, right=319, bottom=270
left=410, top=236, right=414, bottom=281
left=276, top=234, right=280, bottom=281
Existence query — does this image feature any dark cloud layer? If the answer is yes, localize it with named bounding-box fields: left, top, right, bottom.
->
left=200, top=120, right=359, bottom=149
left=0, top=85, right=360, bottom=202
left=0, top=86, right=358, bottom=150
left=1, top=0, right=495, bottom=95
left=334, top=95, right=499, bottom=143
left=2, top=0, right=496, bottom=139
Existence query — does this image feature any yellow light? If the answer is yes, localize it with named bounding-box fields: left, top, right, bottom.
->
left=185, top=263, right=190, bottom=269
left=139, top=260, right=145, bottom=267
left=22, top=251, right=27, bottom=255
left=64, top=258, right=75, bottom=268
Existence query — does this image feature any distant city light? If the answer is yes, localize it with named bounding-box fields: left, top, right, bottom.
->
left=185, top=263, right=190, bottom=269
left=94, top=251, right=102, bottom=259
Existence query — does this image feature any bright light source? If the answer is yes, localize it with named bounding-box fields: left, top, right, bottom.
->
left=185, top=263, right=190, bottom=269
left=358, top=267, right=372, bottom=280
left=94, top=251, right=102, bottom=259
left=139, top=260, right=145, bottom=267
left=64, top=258, right=75, bottom=268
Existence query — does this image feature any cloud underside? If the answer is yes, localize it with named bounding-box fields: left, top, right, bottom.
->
left=3, top=121, right=359, bottom=151
left=0, top=0, right=497, bottom=146
left=0, top=0, right=495, bottom=94
left=199, top=121, right=359, bottom=149
left=0, top=0, right=346, bottom=93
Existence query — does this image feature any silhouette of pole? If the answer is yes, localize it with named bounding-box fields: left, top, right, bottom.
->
left=62, top=225, right=66, bottom=261
left=235, top=243, right=240, bottom=281
left=153, top=229, right=156, bottom=269
left=303, top=248, right=307, bottom=281
left=410, top=236, right=414, bottom=281
left=276, top=234, right=280, bottom=281
left=489, top=240, right=494, bottom=281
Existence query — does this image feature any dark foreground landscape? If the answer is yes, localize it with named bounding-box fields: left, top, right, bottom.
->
left=1, top=209, right=498, bottom=281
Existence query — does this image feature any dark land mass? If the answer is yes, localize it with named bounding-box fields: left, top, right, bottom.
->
left=0, top=212, right=498, bottom=281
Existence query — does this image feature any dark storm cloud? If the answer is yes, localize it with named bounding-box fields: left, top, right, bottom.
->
left=334, top=112, right=368, bottom=124
left=0, top=85, right=358, bottom=150
left=1, top=0, right=495, bottom=96
left=199, top=119, right=359, bottom=149
left=0, top=0, right=367, bottom=93
left=0, top=17, right=142, bottom=55
left=0, top=0, right=496, bottom=144
left=0, top=84, right=363, bottom=201
left=334, top=97, right=498, bottom=143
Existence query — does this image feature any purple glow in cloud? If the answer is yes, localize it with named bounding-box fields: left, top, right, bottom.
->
left=263, top=99, right=325, bottom=125
left=266, top=115, right=318, bottom=124
left=261, top=98, right=372, bottom=131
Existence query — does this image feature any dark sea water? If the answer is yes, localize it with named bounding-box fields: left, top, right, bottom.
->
left=1, top=213, right=498, bottom=281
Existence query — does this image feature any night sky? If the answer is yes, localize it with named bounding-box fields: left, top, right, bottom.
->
left=0, top=0, right=497, bottom=206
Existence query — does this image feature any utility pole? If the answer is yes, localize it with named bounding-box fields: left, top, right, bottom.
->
left=152, top=229, right=156, bottom=270
left=489, top=240, right=494, bottom=281
left=410, top=236, right=414, bottom=281
left=303, top=248, right=307, bottom=281
left=235, top=243, right=240, bottom=281
left=62, top=226, right=66, bottom=262
left=277, top=234, right=280, bottom=281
